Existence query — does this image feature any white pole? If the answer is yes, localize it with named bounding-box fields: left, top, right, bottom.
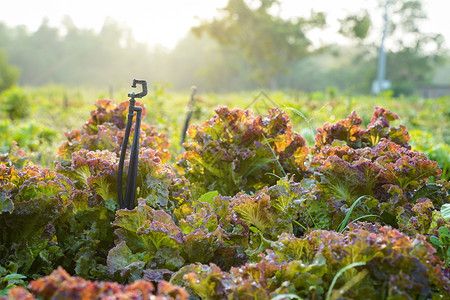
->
left=376, top=0, right=389, bottom=93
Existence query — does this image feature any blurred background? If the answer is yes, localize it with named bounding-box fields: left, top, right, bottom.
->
left=1, top=0, right=449, bottom=96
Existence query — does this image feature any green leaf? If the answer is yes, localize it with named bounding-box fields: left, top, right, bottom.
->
left=337, top=196, right=371, bottom=233
left=0, top=191, right=14, bottom=213
left=106, top=241, right=135, bottom=275
left=441, top=203, right=450, bottom=220
left=326, top=262, right=366, bottom=300
left=2, top=274, right=26, bottom=281
left=183, top=228, right=223, bottom=263
left=430, top=236, right=443, bottom=247
left=198, top=190, right=219, bottom=207
left=232, top=193, right=274, bottom=232
left=438, top=226, right=449, bottom=238
left=249, top=226, right=263, bottom=235
left=410, top=184, right=442, bottom=202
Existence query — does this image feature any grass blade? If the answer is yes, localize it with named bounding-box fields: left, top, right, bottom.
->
left=326, top=262, right=366, bottom=300
left=337, top=195, right=373, bottom=233
left=262, top=135, right=287, bottom=177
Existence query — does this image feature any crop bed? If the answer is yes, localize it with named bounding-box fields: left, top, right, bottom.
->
left=0, top=98, right=449, bottom=299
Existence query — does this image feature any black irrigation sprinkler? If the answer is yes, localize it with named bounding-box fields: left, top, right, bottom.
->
left=117, top=79, right=148, bottom=210
left=180, top=86, right=197, bottom=146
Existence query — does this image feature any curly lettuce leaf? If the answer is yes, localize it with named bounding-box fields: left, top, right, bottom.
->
left=177, top=106, right=309, bottom=197
left=20, top=266, right=189, bottom=299
left=314, top=107, right=410, bottom=151
left=108, top=203, right=185, bottom=277
left=57, top=98, right=170, bottom=163
left=55, top=148, right=190, bottom=279
left=310, top=139, right=446, bottom=230
left=173, top=224, right=448, bottom=299
left=0, top=164, right=72, bottom=277
left=183, top=228, right=225, bottom=264
left=171, top=264, right=232, bottom=299
left=231, top=192, right=274, bottom=233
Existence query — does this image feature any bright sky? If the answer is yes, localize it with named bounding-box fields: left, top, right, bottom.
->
left=0, top=0, right=448, bottom=49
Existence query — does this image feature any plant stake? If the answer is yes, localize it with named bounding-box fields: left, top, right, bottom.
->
left=180, top=86, right=197, bottom=146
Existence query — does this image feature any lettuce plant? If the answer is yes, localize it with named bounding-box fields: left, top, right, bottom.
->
left=107, top=203, right=185, bottom=279
left=177, top=106, right=309, bottom=197
left=314, top=107, right=410, bottom=151
left=309, top=139, right=446, bottom=230
left=0, top=163, right=72, bottom=278
left=0, top=267, right=188, bottom=300
left=172, top=223, right=449, bottom=299
left=54, top=147, right=190, bottom=279
left=225, top=177, right=311, bottom=259
left=107, top=198, right=239, bottom=282
left=54, top=149, right=120, bottom=279
left=57, top=98, right=170, bottom=163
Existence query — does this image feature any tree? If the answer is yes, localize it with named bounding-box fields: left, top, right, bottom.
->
left=0, top=49, right=20, bottom=92
left=191, top=0, right=325, bottom=88
left=339, top=11, right=372, bottom=41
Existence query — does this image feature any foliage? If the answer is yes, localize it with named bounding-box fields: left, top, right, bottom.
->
left=57, top=98, right=170, bottom=163
left=172, top=224, right=449, bottom=299
left=314, top=107, right=410, bottom=151
left=0, top=94, right=449, bottom=299
left=0, top=141, right=33, bottom=169
left=384, top=0, right=445, bottom=95
left=0, top=86, right=29, bottom=120
left=0, top=0, right=446, bottom=95
left=338, top=11, right=372, bottom=40
left=107, top=197, right=245, bottom=282
left=53, top=149, right=120, bottom=280
left=0, top=120, right=56, bottom=155
left=410, top=129, right=450, bottom=180
left=177, top=106, right=309, bottom=197
left=192, top=0, right=325, bottom=86
left=0, top=18, right=154, bottom=87
left=0, top=50, right=19, bottom=93
left=107, top=202, right=185, bottom=280
left=309, top=141, right=446, bottom=231
left=443, top=204, right=450, bottom=220
left=0, top=273, right=26, bottom=297
left=430, top=226, right=450, bottom=268
left=0, top=267, right=189, bottom=300
left=426, top=203, right=450, bottom=267
left=132, top=149, right=191, bottom=213
left=0, top=163, right=72, bottom=278
left=224, top=177, right=309, bottom=257
left=54, top=146, right=188, bottom=280
left=331, top=0, right=446, bottom=96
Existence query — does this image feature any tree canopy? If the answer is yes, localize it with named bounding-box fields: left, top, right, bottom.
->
left=191, top=0, right=325, bottom=87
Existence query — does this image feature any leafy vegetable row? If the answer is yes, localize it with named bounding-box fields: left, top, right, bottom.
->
left=1, top=99, right=448, bottom=299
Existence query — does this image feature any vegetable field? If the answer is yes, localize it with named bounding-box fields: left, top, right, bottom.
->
left=0, top=86, right=449, bottom=299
